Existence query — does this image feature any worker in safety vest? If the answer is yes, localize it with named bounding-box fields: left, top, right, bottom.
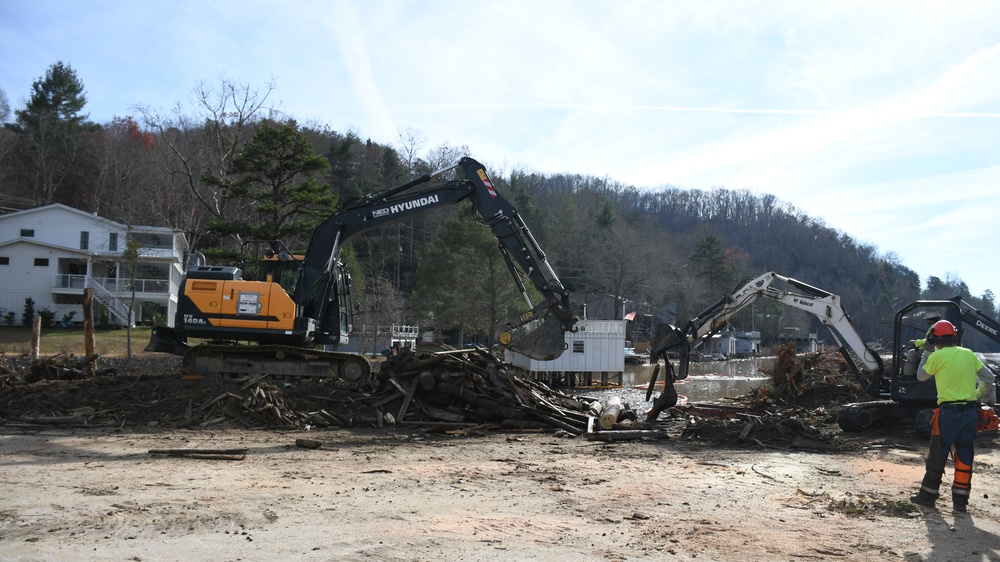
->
left=910, top=310, right=941, bottom=350
left=911, top=320, right=989, bottom=512
left=908, top=310, right=942, bottom=375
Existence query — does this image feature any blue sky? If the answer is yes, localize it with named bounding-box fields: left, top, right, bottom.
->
left=3, top=1, right=1000, bottom=298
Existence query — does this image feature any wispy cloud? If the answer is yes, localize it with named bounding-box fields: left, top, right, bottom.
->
left=2, top=0, right=1000, bottom=295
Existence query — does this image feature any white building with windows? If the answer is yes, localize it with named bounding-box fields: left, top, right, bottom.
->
left=506, top=319, right=626, bottom=387
left=0, top=204, right=188, bottom=326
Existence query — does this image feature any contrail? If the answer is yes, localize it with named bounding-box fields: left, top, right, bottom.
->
left=392, top=102, right=1000, bottom=118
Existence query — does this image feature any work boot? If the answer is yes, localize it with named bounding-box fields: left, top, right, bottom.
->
left=910, top=491, right=937, bottom=508
left=953, top=496, right=968, bottom=513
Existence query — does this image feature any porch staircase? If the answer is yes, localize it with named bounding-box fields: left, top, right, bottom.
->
left=87, top=279, right=132, bottom=326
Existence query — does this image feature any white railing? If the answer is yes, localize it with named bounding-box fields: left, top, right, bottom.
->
left=391, top=324, right=420, bottom=338
left=52, top=275, right=170, bottom=294
left=49, top=274, right=173, bottom=326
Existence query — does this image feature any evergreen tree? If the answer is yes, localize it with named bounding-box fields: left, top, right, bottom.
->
left=203, top=121, right=336, bottom=250
left=690, top=234, right=736, bottom=292
left=10, top=61, right=90, bottom=204
left=411, top=207, right=526, bottom=344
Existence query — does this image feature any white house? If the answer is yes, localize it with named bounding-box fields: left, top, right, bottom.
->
left=0, top=204, right=188, bottom=327
left=506, top=319, right=626, bottom=387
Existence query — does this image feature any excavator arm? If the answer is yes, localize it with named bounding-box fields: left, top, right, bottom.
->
left=645, top=272, right=883, bottom=420
left=297, top=157, right=576, bottom=360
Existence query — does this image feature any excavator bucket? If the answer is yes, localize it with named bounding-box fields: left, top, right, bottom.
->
left=499, top=312, right=569, bottom=361
left=144, top=326, right=191, bottom=357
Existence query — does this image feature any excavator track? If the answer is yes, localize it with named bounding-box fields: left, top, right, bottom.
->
left=836, top=400, right=903, bottom=432
left=182, top=344, right=373, bottom=390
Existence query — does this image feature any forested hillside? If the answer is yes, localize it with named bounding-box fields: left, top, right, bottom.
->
left=2, top=66, right=997, bottom=351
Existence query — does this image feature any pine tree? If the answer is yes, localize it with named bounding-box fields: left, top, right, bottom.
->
left=203, top=121, right=336, bottom=250
left=11, top=61, right=89, bottom=204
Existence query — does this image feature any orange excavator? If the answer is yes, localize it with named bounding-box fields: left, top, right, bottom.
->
left=148, top=157, right=577, bottom=389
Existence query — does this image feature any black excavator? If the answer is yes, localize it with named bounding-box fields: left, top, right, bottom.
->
left=640, top=273, right=999, bottom=435
left=148, top=157, right=578, bottom=389
left=837, top=296, right=999, bottom=434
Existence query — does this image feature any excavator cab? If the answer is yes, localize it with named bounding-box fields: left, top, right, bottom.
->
left=887, top=298, right=988, bottom=403
left=838, top=296, right=1000, bottom=433
left=241, top=240, right=303, bottom=291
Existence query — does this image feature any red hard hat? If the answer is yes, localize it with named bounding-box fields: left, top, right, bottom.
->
left=930, top=320, right=957, bottom=338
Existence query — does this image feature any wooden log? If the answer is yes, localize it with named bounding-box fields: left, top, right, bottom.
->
left=419, top=403, right=466, bottom=422
left=372, top=392, right=403, bottom=408
left=10, top=415, right=87, bottom=425
left=500, top=419, right=553, bottom=430
left=394, top=421, right=480, bottom=428
left=599, top=396, right=623, bottom=430
left=83, top=288, right=96, bottom=360
left=418, top=370, right=437, bottom=390
left=435, top=381, right=528, bottom=420
left=397, top=377, right=419, bottom=421
left=31, top=316, right=41, bottom=360
left=401, top=355, right=445, bottom=373
left=586, top=400, right=603, bottom=418
left=386, top=377, right=408, bottom=394
left=149, top=448, right=248, bottom=455
left=586, top=429, right=669, bottom=442
left=532, top=412, right=585, bottom=435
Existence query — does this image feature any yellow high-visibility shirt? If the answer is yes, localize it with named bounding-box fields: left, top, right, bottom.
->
left=922, top=346, right=984, bottom=404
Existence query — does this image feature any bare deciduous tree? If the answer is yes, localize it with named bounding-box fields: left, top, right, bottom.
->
left=138, top=76, right=277, bottom=251
left=88, top=117, right=158, bottom=224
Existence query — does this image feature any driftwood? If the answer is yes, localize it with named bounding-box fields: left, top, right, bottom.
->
left=23, top=354, right=114, bottom=383
left=586, top=429, right=669, bottom=442
left=599, top=396, right=623, bottom=430
left=148, top=448, right=248, bottom=461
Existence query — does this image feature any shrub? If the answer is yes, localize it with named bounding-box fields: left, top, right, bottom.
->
left=22, top=298, right=35, bottom=327
left=60, top=310, right=78, bottom=327
left=38, top=307, right=56, bottom=328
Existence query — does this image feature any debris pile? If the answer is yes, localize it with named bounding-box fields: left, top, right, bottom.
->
left=671, top=410, right=838, bottom=450
left=0, top=348, right=601, bottom=434
left=0, top=346, right=890, bottom=450
left=374, top=347, right=595, bottom=434
left=667, top=344, right=871, bottom=449
left=22, top=353, right=115, bottom=382
left=754, top=343, right=868, bottom=408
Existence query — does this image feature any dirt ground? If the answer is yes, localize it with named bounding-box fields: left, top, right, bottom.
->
left=2, top=353, right=1000, bottom=561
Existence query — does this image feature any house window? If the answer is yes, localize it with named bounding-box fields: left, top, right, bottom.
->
left=109, top=232, right=118, bottom=252
left=34, top=258, right=49, bottom=267
left=0, top=257, right=8, bottom=265
left=80, top=231, right=89, bottom=250
left=572, top=341, right=585, bottom=353
left=20, top=229, right=34, bottom=237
